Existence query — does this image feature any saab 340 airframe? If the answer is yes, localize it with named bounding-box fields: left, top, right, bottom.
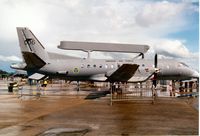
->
left=11, top=27, right=199, bottom=83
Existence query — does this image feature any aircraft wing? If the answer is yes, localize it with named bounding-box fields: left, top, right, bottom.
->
left=106, top=64, right=139, bottom=82
left=128, top=68, right=155, bottom=82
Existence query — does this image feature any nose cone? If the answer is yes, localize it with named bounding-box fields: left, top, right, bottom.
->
left=192, top=71, right=199, bottom=78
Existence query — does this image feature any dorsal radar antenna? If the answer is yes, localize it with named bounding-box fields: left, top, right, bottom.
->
left=58, top=41, right=150, bottom=59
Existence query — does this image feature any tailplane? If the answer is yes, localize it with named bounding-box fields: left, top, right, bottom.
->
left=16, top=27, right=48, bottom=69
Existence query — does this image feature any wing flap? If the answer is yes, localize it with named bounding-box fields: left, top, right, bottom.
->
left=106, top=64, right=139, bottom=82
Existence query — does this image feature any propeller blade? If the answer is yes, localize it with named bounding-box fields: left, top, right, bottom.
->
left=154, top=54, right=157, bottom=68
left=153, top=54, right=158, bottom=87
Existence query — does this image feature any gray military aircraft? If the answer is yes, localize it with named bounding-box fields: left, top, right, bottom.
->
left=11, top=27, right=199, bottom=84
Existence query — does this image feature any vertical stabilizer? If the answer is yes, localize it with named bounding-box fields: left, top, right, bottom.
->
left=16, top=27, right=48, bottom=69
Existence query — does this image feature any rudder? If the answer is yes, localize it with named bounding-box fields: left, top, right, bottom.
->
left=16, top=27, right=48, bottom=69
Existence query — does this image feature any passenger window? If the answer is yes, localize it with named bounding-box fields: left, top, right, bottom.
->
left=167, top=65, right=169, bottom=69
left=99, top=64, right=102, bottom=68
left=93, top=64, right=96, bottom=68
left=105, top=64, right=108, bottom=69
left=81, top=64, right=84, bottom=68
left=87, top=64, right=90, bottom=68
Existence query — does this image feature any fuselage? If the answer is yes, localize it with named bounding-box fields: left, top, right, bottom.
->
left=35, top=56, right=198, bottom=82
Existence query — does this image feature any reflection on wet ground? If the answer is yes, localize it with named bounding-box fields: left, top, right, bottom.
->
left=38, top=128, right=90, bottom=136
left=0, top=81, right=198, bottom=135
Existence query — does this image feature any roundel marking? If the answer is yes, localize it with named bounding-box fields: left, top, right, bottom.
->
left=73, top=67, right=79, bottom=73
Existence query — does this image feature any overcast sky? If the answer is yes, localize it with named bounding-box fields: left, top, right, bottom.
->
left=0, top=0, right=199, bottom=72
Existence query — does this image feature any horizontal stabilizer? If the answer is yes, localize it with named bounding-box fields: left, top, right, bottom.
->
left=28, top=73, right=45, bottom=80
left=106, top=64, right=139, bottom=82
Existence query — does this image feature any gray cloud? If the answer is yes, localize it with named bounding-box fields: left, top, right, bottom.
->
left=0, top=55, right=22, bottom=62
left=0, top=0, right=198, bottom=71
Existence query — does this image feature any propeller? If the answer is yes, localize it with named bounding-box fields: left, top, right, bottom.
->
left=153, top=54, right=158, bottom=88
left=155, top=54, right=157, bottom=68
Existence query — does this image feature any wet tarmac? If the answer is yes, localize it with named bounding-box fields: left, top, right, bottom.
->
left=0, top=82, right=198, bottom=135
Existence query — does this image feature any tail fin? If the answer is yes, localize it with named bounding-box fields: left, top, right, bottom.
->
left=16, top=27, right=48, bottom=69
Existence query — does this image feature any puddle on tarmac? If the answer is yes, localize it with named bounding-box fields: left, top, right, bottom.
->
left=38, top=127, right=89, bottom=136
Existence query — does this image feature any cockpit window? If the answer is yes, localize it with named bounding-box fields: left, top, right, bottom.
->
left=178, top=62, right=189, bottom=67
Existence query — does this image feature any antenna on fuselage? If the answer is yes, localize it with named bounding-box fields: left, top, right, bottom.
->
left=87, top=50, right=91, bottom=59
left=133, top=53, right=144, bottom=60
